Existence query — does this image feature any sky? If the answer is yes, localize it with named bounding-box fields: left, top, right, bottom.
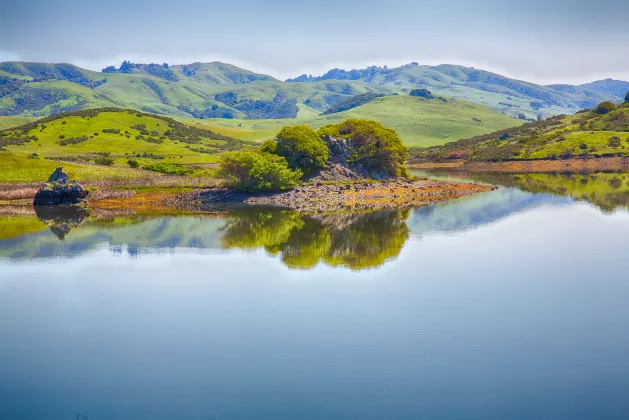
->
left=2, top=0, right=629, bottom=85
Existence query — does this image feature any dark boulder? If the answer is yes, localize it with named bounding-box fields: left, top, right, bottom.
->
left=33, top=167, right=89, bottom=206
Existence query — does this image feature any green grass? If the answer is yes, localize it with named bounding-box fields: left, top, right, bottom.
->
left=0, top=110, right=244, bottom=166
left=0, top=153, right=146, bottom=183
left=413, top=102, right=629, bottom=162
left=192, top=96, right=519, bottom=147
left=0, top=116, right=35, bottom=130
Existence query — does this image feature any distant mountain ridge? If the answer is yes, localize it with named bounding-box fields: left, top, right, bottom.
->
left=0, top=60, right=626, bottom=122
left=287, top=63, right=627, bottom=118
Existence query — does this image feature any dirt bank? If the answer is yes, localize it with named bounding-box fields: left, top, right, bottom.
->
left=408, top=157, right=629, bottom=173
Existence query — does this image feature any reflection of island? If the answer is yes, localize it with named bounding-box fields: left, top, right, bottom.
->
left=220, top=208, right=410, bottom=270
left=470, top=172, right=629, bottom=212
left=33, top=205, right=89, bottom=240
left=0, top=186, right=570, bottom=265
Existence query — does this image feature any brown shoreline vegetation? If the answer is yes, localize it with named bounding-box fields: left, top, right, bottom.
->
left=408, top=157, right=629, bottom=173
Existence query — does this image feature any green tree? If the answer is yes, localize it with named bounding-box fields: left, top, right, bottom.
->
left=272, top=125, right=329, bottom=174
left=318, top=119, right=409, bottom=178
left=409, top=88, right=434, bottom=99
left=625, top=91, right=629, bottom=103
left=218, top=151, right=302, bottom=193
left=593, top=101, right=616, bottom=115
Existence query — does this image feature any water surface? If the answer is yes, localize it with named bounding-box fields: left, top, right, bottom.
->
left=1, top=172, right=629, bottom=419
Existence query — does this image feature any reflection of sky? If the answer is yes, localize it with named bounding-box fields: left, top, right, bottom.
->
left=1, top=202, right=629, bottom=419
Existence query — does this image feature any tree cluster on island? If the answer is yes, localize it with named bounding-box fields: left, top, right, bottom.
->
left=218, top=120, right=409, bottom=192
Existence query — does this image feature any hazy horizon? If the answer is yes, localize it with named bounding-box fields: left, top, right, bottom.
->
left=2, top=0, right=629, bottom=85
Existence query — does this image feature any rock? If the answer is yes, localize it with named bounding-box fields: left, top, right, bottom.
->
left=47, top=166, right=69, bottom=184
left=33, top=167, right=89, bottom=206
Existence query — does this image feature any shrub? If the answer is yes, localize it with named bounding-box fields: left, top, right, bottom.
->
left=143, top=163, right=191, bottom=176
left=318, top=119, right=408, bottom=177
left=625, top=91, right=629, bottom=104
left=608, top=136, right=621, bottom=148
left=259, top=139, right=277, bottom=154
left=579, top=143, right=588, bottom=150
left=273, top=125, right=329, bottom=174
left=218, top=151, right=302, bottom=192
left=593, top=101, right=616, bottom=115
left=127, top=159, right=139, bottom=168
left=95, top=157, right=115, bottom=166
left=409, top=88, right=434, bottom=99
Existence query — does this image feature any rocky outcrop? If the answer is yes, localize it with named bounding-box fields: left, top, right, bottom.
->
left=315, top=136, right=393, bottom=181
left=33, top=167, right=89, bottom=206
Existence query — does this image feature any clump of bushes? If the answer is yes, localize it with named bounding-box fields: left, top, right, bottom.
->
left=143, top=163, right=192, bottom=176
left=608, top=136, right=621, bottom=148
left=270, top=125, right=329, bottom=174
left=593, top=101, right=616, bottom=115
left=410, top=89, right=434, bottom=99
left=218, top=151, right=302, bottom=192
left=127, top=159, right=139, bottom=168
left=95, top=156, right=115, bottom=166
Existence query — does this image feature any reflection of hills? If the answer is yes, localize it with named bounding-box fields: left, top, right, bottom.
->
left=471, top=172, right=629, bottom=213
left=407, top=187, right=571, bottom=235
left=0, top=217, right=227, bottom=260
left=0, top=186, right=574, bottom=266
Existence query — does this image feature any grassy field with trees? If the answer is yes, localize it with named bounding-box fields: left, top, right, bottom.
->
left=411, top=97, right=629, bottom=163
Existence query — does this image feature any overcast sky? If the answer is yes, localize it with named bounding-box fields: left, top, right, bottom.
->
left=2, top=0, right=629, bottom=85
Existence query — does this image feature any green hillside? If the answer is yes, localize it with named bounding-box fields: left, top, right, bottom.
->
left=192, top=95, right=520, bottom=147
left=0, top=61, right=392, bottom=119
left=0, top=60, right=621, bottom=124
left=0, top=116, right=34, bottom=130
left=286, top=63, right=621, bottom=119
left=411, top=99, right=629, bottom=162
left=0, top=108, right=254, bottom=182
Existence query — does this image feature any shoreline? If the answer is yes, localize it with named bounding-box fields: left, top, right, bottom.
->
left=181, top=179, right=495, bottom=212
left=408, top=157, right=629, bottom=173
left=0, top=178, right=494, bottom=215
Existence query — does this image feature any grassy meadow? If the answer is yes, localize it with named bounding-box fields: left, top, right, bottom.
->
left=192, top=96, right=520, bottom=147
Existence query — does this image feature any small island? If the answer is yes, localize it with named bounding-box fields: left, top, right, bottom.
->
left=178, top=119, right=494, bottom=212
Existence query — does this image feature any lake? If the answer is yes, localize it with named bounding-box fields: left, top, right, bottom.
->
left=1, top=171, right=629, bottom=419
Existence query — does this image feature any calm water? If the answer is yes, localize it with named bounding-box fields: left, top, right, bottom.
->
left=2, top=172, right=629, bottom=419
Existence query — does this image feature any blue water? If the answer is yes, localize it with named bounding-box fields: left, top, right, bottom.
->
left=1, top=180, right=629, bottom=419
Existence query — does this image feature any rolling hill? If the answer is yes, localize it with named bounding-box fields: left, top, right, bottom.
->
left=0, top=60, right=623, bottom=124
left=194, top=95, right=520, bottom=147
left=287, top=63, right=623, bottom=119
left=410, top=99, right=629, bottom=162
left=0, top=61, right=392, bottom=120
left=0, top=108, right=255, bottom=182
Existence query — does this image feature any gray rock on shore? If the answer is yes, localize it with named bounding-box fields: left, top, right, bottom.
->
left=33, top=167, right=90, bottom=206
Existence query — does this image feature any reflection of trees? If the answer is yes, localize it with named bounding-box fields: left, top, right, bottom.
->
left=33, top=206, right=89, bottom=240
left=220, top=208, right=410, bottom=270
left=472, top=172, right=629, bottom=212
